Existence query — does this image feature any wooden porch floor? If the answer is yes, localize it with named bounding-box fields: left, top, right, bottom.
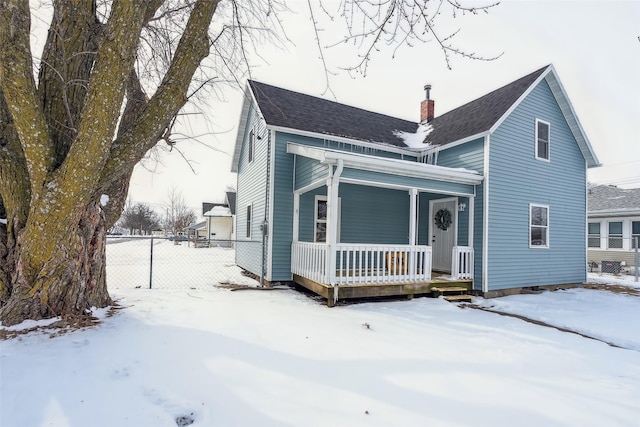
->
left=292, top=274, right=473, bottom=307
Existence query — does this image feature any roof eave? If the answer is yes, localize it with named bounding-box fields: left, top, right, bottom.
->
left=287, top=143, right=484, bottom=186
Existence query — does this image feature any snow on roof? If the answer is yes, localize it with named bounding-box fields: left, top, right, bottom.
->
left=204, top=206, right=232, bottom=217
left=392, top=123, right=434, bottom=149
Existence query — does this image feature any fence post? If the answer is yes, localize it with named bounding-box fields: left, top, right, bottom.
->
left=149, top=236, right=154, bottom=289
left=635, top=236, right=638, bottom=283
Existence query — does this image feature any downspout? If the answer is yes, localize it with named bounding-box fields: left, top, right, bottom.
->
left=261, top=130, right=272, bottom=286
left=329, top=159, right=344, bottom=305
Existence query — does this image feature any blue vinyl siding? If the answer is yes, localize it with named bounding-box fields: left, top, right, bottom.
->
left=339, top=184, right=410, bottom=244
left=235, top=105, right=269, bottom=276
left=270, top=132, right=296, bottom=281
left=487, top=79, right=587, bottom=290
left=436, top=138, right=485, bottom=288
left=295, top=156, right=328, bottom=191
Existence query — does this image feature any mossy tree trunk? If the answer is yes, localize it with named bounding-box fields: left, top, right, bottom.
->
left=0, top=0, right=220, bottom=326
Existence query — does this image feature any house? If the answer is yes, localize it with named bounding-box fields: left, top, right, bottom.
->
left=231, top=64, right=600, bottom=305
left=202, top=200, right=234, bottom=244
left=587, top=185, right=640, bottom=273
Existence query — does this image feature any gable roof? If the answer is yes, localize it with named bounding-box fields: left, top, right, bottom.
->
left=247, top=80, right=418, bottom=147
left=225, top=191, right=237, bottom=215
left=232, top=65, right=599, bottom=171
left=588, top=185, right=640, bottom=215
left=202, top=202, right=226, bottom=216
left=426, top=66, right=548, bottom=146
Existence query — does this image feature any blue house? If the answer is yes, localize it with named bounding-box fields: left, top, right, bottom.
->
left=231, top=65, right=600, bottom=305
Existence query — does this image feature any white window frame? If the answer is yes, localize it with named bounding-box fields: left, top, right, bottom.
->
left=587, top=222, right=601, bottom=248
left=314, top=195, right=340, bottom=243
left=248, top=129, right=255, bottom=164
left=245, top=203, right=252, bottom=239
left=535, top=119, right=550, bottom=162
left=529, top=204, right=549, bottom=249
left=607, top=221, right=623, bottom=250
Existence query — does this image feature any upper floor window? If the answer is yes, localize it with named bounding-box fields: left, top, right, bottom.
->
left=588, top=222, right=601, bottom=248
left=608, top=221, right=623, bottom=249
left=530, top=204, right=549, bottom=248
left=535, top=119, right=550, bottom=161
left=248, top=129, right=255, bottom=163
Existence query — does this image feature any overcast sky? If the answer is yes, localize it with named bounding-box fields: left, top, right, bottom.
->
left=126, top=0, right=640, bottom=214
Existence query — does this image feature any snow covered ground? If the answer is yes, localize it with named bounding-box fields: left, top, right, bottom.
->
left=1, top=241, right=639, bottom=426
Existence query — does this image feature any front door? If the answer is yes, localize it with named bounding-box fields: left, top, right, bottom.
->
left=430, top=198, right=457, bottom=272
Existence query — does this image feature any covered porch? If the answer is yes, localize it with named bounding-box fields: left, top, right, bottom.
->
left=287, top=143, right=483, bottom=306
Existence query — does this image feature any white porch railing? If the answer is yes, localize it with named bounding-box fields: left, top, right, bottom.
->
left=292, top=242, right=432, bottom=285
left=452, top=246, right=474, bottom=280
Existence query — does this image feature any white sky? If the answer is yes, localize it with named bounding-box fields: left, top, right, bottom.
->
left=127, top=0, right=640, bottom=215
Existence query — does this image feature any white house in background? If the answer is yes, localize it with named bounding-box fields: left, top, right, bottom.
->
left=225, top=191, right=237, bottom=240
left=203, top=199, right=234, bottom=244
left=588, top=185, right=640, bottom=273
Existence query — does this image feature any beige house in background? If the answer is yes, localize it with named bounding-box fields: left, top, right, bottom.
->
left=587, top=185, right=640, bottom=273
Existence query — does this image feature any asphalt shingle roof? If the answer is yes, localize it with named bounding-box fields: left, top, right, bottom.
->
left=249, top=65, right=549, bottom=149
left=588, top=185, right=640, bottom=212
left=426, top=66, right=548, bottom=146
left=248, top=80, right=418, bottom=147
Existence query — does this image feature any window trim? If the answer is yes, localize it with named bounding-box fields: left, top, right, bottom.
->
left=529, top=203, right=549, bottom=249
left=245, top=203, right=252, bottom=239
left=632, top=221, right=640, bottom=250
left=588, top=222, right=601, bottom=248
left=607, top=220, right=623, bottom=250
left=314, top=195, right=340, bottom=243
left=535, top=119, right=550, bottom=162
left=248, top=129, right=255, bottom=164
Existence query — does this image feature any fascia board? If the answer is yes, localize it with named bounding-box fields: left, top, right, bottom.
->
left=588, top=209, right=640, bottom=218
left=231, top=86, right=253, bottom=173
left=268, top=125, right=418, bottom=157
left=287, top=142, right=483, bottom=185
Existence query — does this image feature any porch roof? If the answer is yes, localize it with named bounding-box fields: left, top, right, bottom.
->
left=287, top=143, right=484, bottom=187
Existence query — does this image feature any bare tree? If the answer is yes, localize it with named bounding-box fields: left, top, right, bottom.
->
left=164, top=186, right=197, bottom=234
left=118, top=202, right=162, bottom=235
left=0, top=0, right=497, bottom=325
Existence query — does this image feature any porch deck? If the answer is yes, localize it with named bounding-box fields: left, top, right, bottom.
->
left=293, top=273, right=473, bottom=307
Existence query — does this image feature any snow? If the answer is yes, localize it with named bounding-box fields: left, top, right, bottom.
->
left=0, top=218, right=6, bottom=225
left=393, top=123, right=433, bottom=149
left=203, top=206, right=232, bottom=217
left=1, top=243, right=639, bottom=426
left=100, top=194, right=109, bottom=206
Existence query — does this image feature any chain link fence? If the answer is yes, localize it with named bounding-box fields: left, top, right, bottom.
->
left=106, top=237, right=263, bottom=290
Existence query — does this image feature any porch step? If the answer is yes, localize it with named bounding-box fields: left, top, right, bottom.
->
left=442, top=294, right=473, bottom=302
left=431, top=286, right=473, bottom=303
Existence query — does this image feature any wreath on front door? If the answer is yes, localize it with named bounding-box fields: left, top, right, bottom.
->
left=434, top=208, right=452, bottom=231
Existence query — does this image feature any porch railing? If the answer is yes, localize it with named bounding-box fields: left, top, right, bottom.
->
left=292, top=242, right=432, bottom=285
left=452, top=246, right=474, bottom=280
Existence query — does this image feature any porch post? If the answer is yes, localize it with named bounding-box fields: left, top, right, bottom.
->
left=327, top=160, right=344, bottom=288
left=409, top=188, right=418, bottom=276
left=293, top=192, right=300, bottom=242
left=409, top=188, right=418, bottom=245
left=468, top=195, right=474, bottom=248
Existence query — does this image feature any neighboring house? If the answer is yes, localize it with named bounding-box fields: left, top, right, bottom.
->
left=203, top=201, right=233, bottom=243
left=587, top=185, right=640, bottom=272
left=185, top=221, right=207, bottom=241
left=225, top=191, right=237, bottom=240
left=231, top=64, right=600, bottom=304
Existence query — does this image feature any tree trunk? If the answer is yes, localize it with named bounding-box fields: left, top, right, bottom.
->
left=0, top=202, right=111, bottom=325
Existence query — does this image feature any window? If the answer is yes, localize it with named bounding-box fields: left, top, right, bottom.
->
left=248, top=129, right=255, bottom=163
left=530, top=204, right=549, bottom=248
left=246, top=204, right=252, bottom=239
left=314, top=197, right=327, bottom=242
left=608, top=221, right=622, bottom=249
left=633, top=221, right=640, bottom=249
left=535, top=119, right=550, bottom=161
left=588, top=222, right=601, bottom=248
left=314, top=196, right=340, bottom=243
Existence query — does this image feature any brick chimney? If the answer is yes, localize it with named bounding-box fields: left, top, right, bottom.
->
left=420, top=84, right=434, bottom=123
